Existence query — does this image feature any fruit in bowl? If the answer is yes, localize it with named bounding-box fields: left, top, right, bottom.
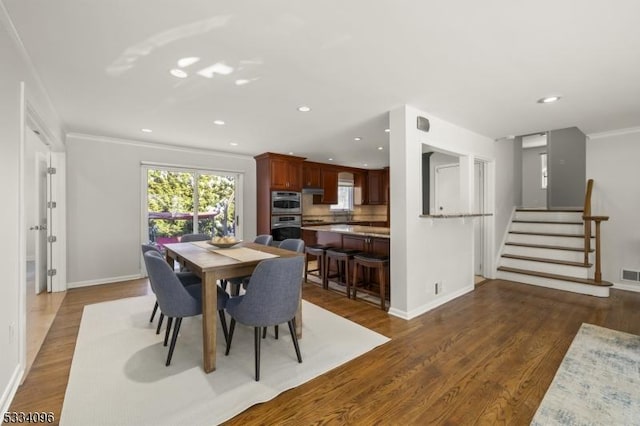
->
left=209, top=236, right=241, bottom=248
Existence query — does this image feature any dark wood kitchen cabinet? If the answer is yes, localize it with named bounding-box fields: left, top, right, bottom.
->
left=353, top=171, right=367, bottom=205
left=310, top=164, right=339, bottom=205
left=319, top=167, right=339, bottom=204
left=302, top=162, right=322, bottom=188
left=342, top=235, right=390, bottom=257
left=255, top=152, right=305, bottom=235
left=268, top=157, right=303, bottom=191
left=367, top=169, right=386, bottom=205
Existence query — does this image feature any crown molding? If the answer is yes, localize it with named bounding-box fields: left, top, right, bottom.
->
left=0, top=1, right=65, bottom=143
left=587, top=126, right=640, bottom=140
left=66, top=132, right=255, bottom=160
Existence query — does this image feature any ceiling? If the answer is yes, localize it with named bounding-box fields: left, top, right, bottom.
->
left=4, top=1, right=640, bottom=168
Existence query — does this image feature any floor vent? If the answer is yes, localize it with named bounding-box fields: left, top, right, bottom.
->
left=621, top=269, right=640, bottom=282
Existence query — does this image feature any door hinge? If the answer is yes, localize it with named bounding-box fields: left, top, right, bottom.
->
left=47, top=201, right=57, bottom=208
left=47, top=269, right=57, bottom=277
left=48, top=235, right=57, bottom=243
left=47, top=167, right=57, bottom=174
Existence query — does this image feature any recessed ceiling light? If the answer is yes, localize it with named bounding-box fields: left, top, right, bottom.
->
left=141, top=128, right=153, bottom=133
left=354, top=137, right=362, bottom=141
left=297, top=106, right=311, bottom=112
left=235, top=79, right=250, bottom=86
left=229, top=142, right=238, bottom=146
left=363, top=163, right=368, bottom=167
left=537, top=95, right=562, bottom=104
left=213, top=120, right=225, bottom=126
left=177, top=57, right=200, bottom=68
left=288, top=152, right=294, bottom=155
left=169, top=69, right=188, bottom=78
left=328, top=158, right=333, bottom=161
left=384, top=128, right=390, bottom=133
left=378, top=146, right=383, bottom=150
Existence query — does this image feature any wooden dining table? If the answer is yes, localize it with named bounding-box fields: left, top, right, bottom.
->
left=163, top=241, right=303, bottom=373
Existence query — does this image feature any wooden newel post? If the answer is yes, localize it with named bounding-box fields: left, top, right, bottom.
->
left=583, top=215, right=609, bottom=283
left=583, top=179, right=594, bottom=265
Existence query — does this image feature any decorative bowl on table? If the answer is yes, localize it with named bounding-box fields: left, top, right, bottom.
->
left=207, top=237, right=242, bottom=249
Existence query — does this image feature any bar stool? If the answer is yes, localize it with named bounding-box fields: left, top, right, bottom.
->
left=324, top=248, right=361, bottom=295
left=352, top=253, right=390, bottom=311
left=304, top=244, right=333, bottom=289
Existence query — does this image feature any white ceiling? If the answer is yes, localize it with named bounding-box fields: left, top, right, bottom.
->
left=4, top=1, right=640, bottom=168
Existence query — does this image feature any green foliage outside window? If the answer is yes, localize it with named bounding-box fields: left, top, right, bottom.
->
left=147, top=169, right=236, bottom=238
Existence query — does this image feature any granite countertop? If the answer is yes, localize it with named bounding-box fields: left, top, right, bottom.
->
left=301, top=224, right=390, bottom=239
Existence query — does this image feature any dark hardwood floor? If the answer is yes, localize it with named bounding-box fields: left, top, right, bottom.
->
left=8, top=278, right=640, bottom=425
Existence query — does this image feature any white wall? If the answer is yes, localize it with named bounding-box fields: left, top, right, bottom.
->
left=0, top=11, right=63, bottom=412
left=493, top=138, right=519, bottom=262
left=586, top=129, right=640, bottom=291
left=389, top=105, right=498, bottom=319
left=65, top=134, right=257, bottom=287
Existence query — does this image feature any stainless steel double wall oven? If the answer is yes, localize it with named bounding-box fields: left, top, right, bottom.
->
left=270, top=191, right=301, bottom=242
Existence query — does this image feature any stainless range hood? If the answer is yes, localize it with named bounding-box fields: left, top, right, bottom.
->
left=302, top=187, right=324, bottom=195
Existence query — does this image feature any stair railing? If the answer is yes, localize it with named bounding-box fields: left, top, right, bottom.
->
left=582, top=179, right=609, bottom=283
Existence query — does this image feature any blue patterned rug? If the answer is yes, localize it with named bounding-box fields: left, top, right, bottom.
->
left=532, top=323, right=640, bottom=425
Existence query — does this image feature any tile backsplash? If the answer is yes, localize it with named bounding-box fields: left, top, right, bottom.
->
left=302, top=193, right=387, bottom=222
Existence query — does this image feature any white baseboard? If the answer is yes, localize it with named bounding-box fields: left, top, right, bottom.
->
left=68, top=274, right=144, bottom=289
left=389, top=285, right=475, bottom=320
left=1, top=364, right=24, bottom=415
left=613, top=282, right=640, bottom=293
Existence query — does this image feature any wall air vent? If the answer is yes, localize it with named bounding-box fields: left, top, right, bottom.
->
left=621, top=269, right=640, bottom=282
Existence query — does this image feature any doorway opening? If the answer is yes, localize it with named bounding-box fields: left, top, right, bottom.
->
left=23, top=124, right=65, bottom=378
left=521, top=133, right=548, bottom=209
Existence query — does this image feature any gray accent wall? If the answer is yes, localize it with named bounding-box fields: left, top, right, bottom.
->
left=547, top=127, right=586, bottom=208
left=513, top=136, right=523, bottom=207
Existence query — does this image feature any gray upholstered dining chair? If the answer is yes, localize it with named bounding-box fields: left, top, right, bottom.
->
left=224, top=256, right=304, bottom=381
left=225, top=234, right=274, bottom=296
left=179, top=233, right=210, bottom=242
left=144, top=251, right=230, bottom=366
left=254, top=234, right=273, bottom=246
left=142, top=244, right=200, bottom=330
left=258, top=238, right=305, bottom=339
left=278, top=238, right=305, bottom=253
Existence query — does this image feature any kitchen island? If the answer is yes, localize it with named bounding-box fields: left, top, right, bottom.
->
left=301, top=224, right=390, bottom=307
left=301, top=224, right=390, bottom=254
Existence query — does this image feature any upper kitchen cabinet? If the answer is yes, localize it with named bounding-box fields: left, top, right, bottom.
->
left=319, top=167, right=339, bottom=204
left=309, top=163, right=339, bottom=204
left=255, top=152, right=305, bottom=191
left=367, top=169, right=388, bottom=205
left=353, top=171, right=367, bottom=205
left=302, top=162, right=322, bottom=188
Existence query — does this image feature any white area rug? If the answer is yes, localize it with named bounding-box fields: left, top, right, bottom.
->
left=60, top=295, right=389, bottom=426
left=531, top=323, right=640, bottom=426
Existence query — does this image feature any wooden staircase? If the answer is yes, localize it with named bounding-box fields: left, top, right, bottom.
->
left=496, top=181, right=612, bottom=297
left=497, top=209, right=610, bottom=296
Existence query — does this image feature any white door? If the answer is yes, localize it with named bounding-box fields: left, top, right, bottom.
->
left=34, top=152, right=49, bottom=293
left=435, top=164, right=460, bottom=214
